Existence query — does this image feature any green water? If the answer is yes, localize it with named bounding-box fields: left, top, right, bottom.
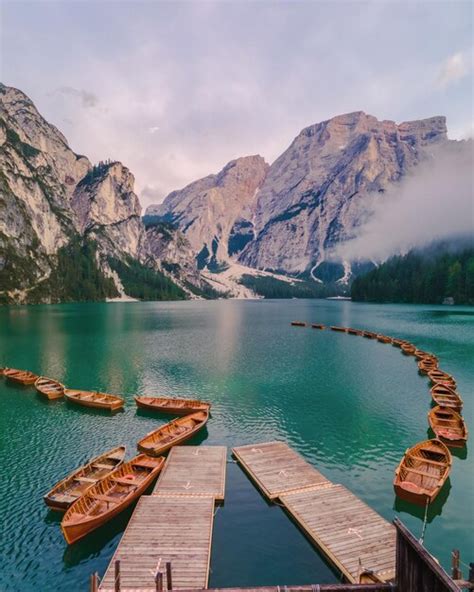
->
left=0, top=300, right=472, bottom=591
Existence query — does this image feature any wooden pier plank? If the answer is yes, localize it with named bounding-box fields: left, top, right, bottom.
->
left=232, top=441, right=329, bottom=499
left=280, top=484, right=396, bottom=583
left=98, top=495, right=215, bottom=591
left=153, top=445, right=227, bottom=501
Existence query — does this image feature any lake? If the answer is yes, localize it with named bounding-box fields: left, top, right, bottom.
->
left=0, top=299, right=472, bottom=591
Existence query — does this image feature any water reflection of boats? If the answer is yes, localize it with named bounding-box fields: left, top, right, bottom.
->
left=393, top=477, right=452, bottom=523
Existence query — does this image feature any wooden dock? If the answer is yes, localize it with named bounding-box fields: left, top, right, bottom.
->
left=99, top=446, right=227, bottom=591
left=232, top=441, right=396, bottom=584
left=153, top=446, right=226, bottom=501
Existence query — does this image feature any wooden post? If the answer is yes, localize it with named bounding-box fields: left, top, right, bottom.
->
left=114, top=559, right=121, bottom=592
left=155, top=571, right=163, bottom=592
left=166, top=562, right=172, bottom=590
left=452, top=550, right=462, bottom=580
left=89, top=572, right=99, bottom=592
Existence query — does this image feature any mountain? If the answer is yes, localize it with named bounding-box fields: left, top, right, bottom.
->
left=146, top=155, right=269, bottom=270
left=0, top=84, right=193, bottom=304
left=147, top=112, right=449, bottom=283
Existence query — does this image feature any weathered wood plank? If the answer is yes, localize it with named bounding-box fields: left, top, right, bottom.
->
left=98, top=496, right=215, bottom=591
left=232, top=441, right=329, bottom=499
left=153, top=446, right=227, bottom=501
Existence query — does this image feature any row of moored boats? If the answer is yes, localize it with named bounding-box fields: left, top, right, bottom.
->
left=1, top=367, right=211, bottom=544
left=291, top=321, right=468, bottom=506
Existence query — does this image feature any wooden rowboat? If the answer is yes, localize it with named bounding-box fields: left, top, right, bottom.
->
left=330, top=326, right=347, bottom=333
left=362, top=331, right=377, bottom=339
left=401, top=343, right=416, bottom=355
left=35, top=376, right=65, bottom=400
left=135, top=395, right=211, bottom=416
left=311, top=323, right=325, bottom=330
left=44, top=446, right=126, bottom=511
left=291, top=321, right=306, bottom=327
left=393, top=439, right=451, bottom=505
left=431, top=384, right=463, bottom=413
left=414, top=349, right=437, bottom=362
left=64, top=389, right=124, bottom=411
left=427, top=370, right=457, bottom=390
left=428, top=406, right=468, bottom=448
left=347, top=328, right=361, bottom=336
left=137, top=411, right=209, bottom=457
left=61, top=454, right=164, bottom=544
left=376, top=334, right=392, bottom=344
left=4, top=368, right=39, bottom=385
left=417, top=357, right=438, bottom=375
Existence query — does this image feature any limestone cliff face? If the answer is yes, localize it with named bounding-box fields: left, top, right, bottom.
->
left=0, top=84, right=151, bottom=303
left=147, top=155, right=269, bottom=268
left=239, top=112, right=448, bottom=274
left=147, top=111, right=448, bottom=279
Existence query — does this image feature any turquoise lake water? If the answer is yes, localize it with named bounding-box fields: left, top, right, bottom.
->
left=0, top=299, right=472, bottom=591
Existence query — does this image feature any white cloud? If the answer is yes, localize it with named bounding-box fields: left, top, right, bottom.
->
left=436, top=50, right=472, bottom=89
left=149, top=126, right=160, bottom=134
left=54, top=86, right=99, bottom=108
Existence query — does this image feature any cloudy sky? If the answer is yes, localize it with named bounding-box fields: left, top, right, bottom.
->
left=1, top=1, right=473, bottom=207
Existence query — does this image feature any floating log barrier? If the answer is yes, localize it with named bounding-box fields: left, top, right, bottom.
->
left=35, top=376, right=65, bottom=400
left=4, top=368, right=39, bottom=385
left=431, top=384, right=463, bottom=413
left=428, top=406, right=468, bottom=448
left=393, top=438, right=452, bottom=506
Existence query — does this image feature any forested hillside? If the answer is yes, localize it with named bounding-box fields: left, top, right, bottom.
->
left=351, top=248, right=474, bottom=305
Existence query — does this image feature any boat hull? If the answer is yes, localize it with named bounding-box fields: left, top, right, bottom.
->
left=137, top=412, right=208, bottom=457
left=4, top=369, right=38, bottom=385
left=35, top=377, right=65, bottom=400
left=65, top=390, right=124, bottom=411
left=135, top=397, right=210, bottom=416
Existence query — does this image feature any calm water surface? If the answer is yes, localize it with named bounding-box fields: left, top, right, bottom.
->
left=0, top=300, right=472, bottom=591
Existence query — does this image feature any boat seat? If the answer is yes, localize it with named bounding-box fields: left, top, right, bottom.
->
left=133, top=461, right=155, bottom=469
left=400, top=481, right=430, bottom=495
left=74, top=476, right=97, bottom=483
left=54, top=494, right=77, bottom=503
left=405, top=467, right=440, bottom=478
left=93, top=463, right=114, bottom=469
left=91, top=493, right=120, bottom=504
left=412, top=456, right=447, bottom=466
left=112, top=476, right=140, bottom=486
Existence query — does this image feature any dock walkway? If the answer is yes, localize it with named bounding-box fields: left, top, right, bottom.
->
left=99, top=446, right=226, bottom=591
left=232, top=441, right=396, bottom=584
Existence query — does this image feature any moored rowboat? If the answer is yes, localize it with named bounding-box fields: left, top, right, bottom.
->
left=417, top=357, right=438, bottom=374
left=414, top=349, right=437, bottom=362
left=137, top=410, right=209, bottom=456
left=61, top=454, right=164, bottom=544
left=64, top=389, right=124, bottom=411
left=35, top=376, right=65, bottom=400
left=431, top=384, right=463, bottom=413
left=393, top=439, right=451, bottom=505
left=428, top=406, right=468, bottom=448
left=401, top=343, right=416, bottom=355
left=362, top=331, right=377, bottom=339
left=44, top=446, right=126, bottom=511
left=347, top=328, right=361, bottom=335
left=135, top=395, right=211, bottom=416
left=291, top=321, right=306, bottom=327
left=4, top=368, right=39, bottom=385
left=311, top=323, right=325, bottom=330
left=427, top=370, right=457, bottom=390
left=330, top=326, right=347, bottom=333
